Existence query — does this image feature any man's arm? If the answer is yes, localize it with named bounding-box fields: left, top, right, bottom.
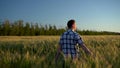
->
left=55, top=35, right=63, bottom=62
left=81, top=43, right=91, bottom=55
left=75, top=33, right=91, bottom=55
left=55, top=45, right=61, bottom=62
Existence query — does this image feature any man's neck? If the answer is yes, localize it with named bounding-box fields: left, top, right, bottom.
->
left=72, top=29, right=75, bottom=31
left=68, top=28, right=75, bottom=32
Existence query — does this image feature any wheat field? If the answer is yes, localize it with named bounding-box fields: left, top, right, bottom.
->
left=0, top=36, right=120, bottom=68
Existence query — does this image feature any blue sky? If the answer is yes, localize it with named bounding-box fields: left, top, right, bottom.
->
left=0, top=0, right=120, bottom=32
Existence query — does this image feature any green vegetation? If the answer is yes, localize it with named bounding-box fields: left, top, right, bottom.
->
left=0, top=36, right=120, bottom=68
left=0, top=20, right=119, bottom=36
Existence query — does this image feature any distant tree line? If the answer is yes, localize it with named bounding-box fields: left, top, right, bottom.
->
left=0, top=20, right=119, bottom=36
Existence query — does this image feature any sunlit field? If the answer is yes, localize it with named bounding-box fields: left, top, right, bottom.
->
left=0, top=36, right=120, bottom=68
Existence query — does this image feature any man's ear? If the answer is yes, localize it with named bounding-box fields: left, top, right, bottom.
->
left=72, top=24, right=74, bottom=28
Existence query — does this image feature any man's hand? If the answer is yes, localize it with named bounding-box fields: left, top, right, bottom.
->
left=55, top=45, right=61, bottom=63
left=85, top=48, right=95, bottom=59
left=55, top=50, right=60, bottom=63
left=86, top=49, right=92, bottom=55
left=81, top=44, right=92, bottom=56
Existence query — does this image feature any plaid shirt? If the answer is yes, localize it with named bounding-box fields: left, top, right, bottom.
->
left=59, top=29, right=84, bottom=58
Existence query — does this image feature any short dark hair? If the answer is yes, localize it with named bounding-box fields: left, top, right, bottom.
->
left=67, top=19, right=75, bottom=29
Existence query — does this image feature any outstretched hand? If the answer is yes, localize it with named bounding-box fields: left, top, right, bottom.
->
left=87, top=50, right=96, bottom=59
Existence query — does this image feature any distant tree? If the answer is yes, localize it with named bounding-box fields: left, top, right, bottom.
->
left=18, top=20, right=24, bottom=36
left=30, top=23, right=35, bottom=36
left=3, top=20, right=10, bottom=35
left=35, top=23, right=40, bottom=35
left=0, top=21, right=2, bottom=35
left=24, top=22, right=30, bottom=35
left=10, top=22, right=17, bottom=35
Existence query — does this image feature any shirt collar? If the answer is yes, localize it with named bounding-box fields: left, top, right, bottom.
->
left=68, top=29, right=75, bottom=32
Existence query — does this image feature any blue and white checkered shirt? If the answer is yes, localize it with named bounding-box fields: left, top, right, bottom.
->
left=59, top=29, right=84, bottom=58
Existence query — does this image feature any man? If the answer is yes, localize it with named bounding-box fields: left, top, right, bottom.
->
left=55, top=19, right=91, bottom=62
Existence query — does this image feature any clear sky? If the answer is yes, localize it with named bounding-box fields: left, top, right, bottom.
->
left=0, top=0, right=120, bottom=32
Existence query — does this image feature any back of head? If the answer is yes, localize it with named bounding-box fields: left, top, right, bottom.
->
left=67, top=19, right=75, bottom=29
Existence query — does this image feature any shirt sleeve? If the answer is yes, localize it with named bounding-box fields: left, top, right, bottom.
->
left=75, top=33, right=84, bottom=45
left=59, top=35, right=63, bottom=45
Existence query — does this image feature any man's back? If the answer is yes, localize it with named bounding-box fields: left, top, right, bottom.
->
left=59, top=29, right=83, bottom=59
